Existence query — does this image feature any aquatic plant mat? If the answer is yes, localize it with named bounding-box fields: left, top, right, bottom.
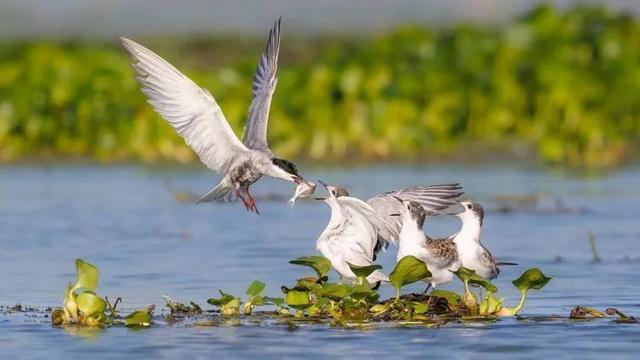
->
left=6, top=257, right=630, bottom=332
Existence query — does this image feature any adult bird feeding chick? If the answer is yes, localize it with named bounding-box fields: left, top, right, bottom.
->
left=120, top=18, right=314, bottom=214
left=313, top=181, right=464, bottom=287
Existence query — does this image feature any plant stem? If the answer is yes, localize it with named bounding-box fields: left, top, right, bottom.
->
left=513, top=289, right=528, bottom=314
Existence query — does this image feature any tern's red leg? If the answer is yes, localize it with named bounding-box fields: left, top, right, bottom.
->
left=246, top=189, right=260, bottom=215
left=236, top=190, right=250, bottom=211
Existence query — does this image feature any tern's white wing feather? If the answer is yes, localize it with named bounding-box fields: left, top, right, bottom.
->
left=120, top=37, right=249, bottom=173
left=337, top=197, right=386, bottom=263
left=242, top=18, right=281, bottom=154
left=367, top=183, right=464, bottom=245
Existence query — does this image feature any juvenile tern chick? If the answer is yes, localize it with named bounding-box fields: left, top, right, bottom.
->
left=121, top=18, right=313, bottom=213
left=451, top=201, right=515, bottom=279
left=315, top=182, right=389, bottom=286
left=366, top=184, right=463, bottom=250
left=392, top=199, right=460, bottom=292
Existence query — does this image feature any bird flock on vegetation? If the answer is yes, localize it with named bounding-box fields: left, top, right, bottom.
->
left=121, top=18, right=514, bottom=292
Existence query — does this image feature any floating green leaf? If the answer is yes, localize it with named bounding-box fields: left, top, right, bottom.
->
left=76, top=291, right=107, bottom=318
left=512, top=268, right=552, bottom=292
left=246, top=281, right=266, bottom=297
left=284, top=290, right=311, bottom=310
left=453, top=267, right=498, bottom=293
left=207, top=291, right=236, bottom=307
left=412, top=302, right=429, bottom=314
left=264, top=297, right=285, bottom=307
left=479, top=293, right=504, bottom=316
left=124, top=310, right=152, bottom=327
left=389, top=256, right=432, bottom=299
left=207, top=290, right=240, bottom=316
left=73, top=259, right=99, bottom=293
left=498, top=268, right=553, bottom=316
left=430, top=290, right=462, bottom=305
left=347, top=263, right=382, bottom=283
left=289, top=256, right=332, bottom=278
left=318, top=283, right=352, bottom=301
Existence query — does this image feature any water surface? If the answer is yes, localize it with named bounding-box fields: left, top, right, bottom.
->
left=1, top=165, right=639, bottom=358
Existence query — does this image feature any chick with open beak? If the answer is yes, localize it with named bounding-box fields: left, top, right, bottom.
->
left=313, top=180, right=389, bottom=286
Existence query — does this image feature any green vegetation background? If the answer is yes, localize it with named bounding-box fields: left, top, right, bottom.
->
left=0, top=5, right=638, bottom=167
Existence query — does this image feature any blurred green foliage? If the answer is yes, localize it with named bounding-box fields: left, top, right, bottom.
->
left=0, top=4, right=638, bottom=167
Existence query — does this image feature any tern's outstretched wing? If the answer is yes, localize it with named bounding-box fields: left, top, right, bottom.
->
left=121, top=37, right=249, bottom=173
left=242, top=18, right=281, bottom=154
left=337, top=196, right=395, bottom=262
left=367, top=183, right=464, bottom=245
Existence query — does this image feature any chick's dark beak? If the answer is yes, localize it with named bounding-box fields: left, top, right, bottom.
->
left=314, top=197, right=328, bottom=201
left=389, top=213, right=401, bottom=217
left=444, top=204, right=464, bottom=215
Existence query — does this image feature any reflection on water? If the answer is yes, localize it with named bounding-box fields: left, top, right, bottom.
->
left=0, top=165, right=639, bottom=358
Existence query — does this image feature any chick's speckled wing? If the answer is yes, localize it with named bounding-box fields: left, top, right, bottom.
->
left=424, top=238, right=459, bottom=269
left=367, top=184, right=464, bottom=244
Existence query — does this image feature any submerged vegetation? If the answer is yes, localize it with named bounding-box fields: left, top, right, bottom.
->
left=0, top=4, right=639, bottom=167
left=52, top=257, right=553, bottom=328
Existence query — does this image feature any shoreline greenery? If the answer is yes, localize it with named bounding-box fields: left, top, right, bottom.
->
left=1, top=4, right=639, bottom=167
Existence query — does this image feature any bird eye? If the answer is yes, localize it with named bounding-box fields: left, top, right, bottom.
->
left=332, top=190, right=336, bottom=196
left=467, top=204, right=472, bottom=210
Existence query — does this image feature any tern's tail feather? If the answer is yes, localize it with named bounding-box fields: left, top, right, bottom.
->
left=195, top=182, right=233, bottom=204
left=366, top=270, right=389, bottom=284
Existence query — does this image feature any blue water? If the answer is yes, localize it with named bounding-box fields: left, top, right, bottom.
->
left=1, top=164, right=639, bottom=358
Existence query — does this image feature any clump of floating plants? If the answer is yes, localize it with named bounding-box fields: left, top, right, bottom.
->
left=51, top=259, right=153, bottom=327
left=52, top=257, right=555, bottom=328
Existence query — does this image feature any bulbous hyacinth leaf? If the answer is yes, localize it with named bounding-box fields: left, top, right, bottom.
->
left=318, top=283, right=352, bottom=301
left=76, top=291, right=107, bottom=318
left=479, top=293, right=504, bottom=315
left=512, top=268, right=552, bottom=291
left=73, top=259, right=99, bottom=292
left=221, top=298, right=240, bottom=316
left=246, top=281, right=266, bottom=297
left=453, top=267, right=498, bottom=293
left=389, top=256, right=432, bottom=290
left=347, top=263, right=382, bottom=279
left=83, top=312, right=106, bottom=326
left=289, top=256, right=332, bottom=278
left=124, top=310, right=152, bottom=327
left=51, top=309, right=65, bottom=325
left=430, top=290, right=462, bottom=305
left=285, top=290, right=311, bottom=310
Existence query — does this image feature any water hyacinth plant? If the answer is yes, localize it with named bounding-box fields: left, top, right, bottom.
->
left=51, top=257, right=553, bottom=329
left=52, top=259, right=154, bottom=327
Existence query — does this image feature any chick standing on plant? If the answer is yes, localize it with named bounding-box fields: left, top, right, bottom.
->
left=391, top=199, right=460, bottom=292
left=450, top=201, right=516, bottom=279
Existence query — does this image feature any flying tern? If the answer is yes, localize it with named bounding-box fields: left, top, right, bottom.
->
left=120, top=18, right=313, bottom=214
